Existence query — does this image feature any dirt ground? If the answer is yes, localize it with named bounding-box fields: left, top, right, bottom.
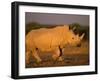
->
left=26, top=41, right=89, bottom=68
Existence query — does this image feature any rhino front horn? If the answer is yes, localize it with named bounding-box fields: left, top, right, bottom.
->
left=80, top=33, right=85, bottom=40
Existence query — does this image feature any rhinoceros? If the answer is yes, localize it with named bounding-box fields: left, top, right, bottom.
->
left=25, top=25, right=85, bottom=64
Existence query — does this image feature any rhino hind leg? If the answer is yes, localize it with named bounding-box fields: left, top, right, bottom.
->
left=26, top=51, right=31, bottom=64
left=32, top=49, right=42, bottom=63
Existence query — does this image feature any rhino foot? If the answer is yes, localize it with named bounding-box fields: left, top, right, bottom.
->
left=58, top=57, right=63, bottom=61
left=36, top=59, right=42, bottom=64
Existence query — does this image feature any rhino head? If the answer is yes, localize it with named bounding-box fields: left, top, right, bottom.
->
left=64, top=25, right=85, bottom=47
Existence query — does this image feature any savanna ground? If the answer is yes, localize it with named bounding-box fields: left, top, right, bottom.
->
left=25, top=23, right=89, bottom=68
left=26, top=41, right=89, bottom=68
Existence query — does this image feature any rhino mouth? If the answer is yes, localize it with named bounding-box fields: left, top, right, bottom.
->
left=76, top=43, right=81, bottom=47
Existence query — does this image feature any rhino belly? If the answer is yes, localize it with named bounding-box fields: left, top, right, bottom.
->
left=33, top=34, right=61, bottom=51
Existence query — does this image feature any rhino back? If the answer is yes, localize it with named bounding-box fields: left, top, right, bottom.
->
left=26, top=26, right=68, bottom=51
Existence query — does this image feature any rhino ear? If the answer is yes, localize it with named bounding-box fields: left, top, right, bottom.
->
left=80, top=33, right=85, bottom=40
left=67, top=26, right=69, bottom=30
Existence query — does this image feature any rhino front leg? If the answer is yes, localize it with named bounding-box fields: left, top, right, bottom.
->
left=52, top=47, right=63, bottom=61
left=32, top=49, right=42, bottom=63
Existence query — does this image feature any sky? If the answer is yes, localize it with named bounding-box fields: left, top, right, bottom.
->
left=25, top=12, right=89, bottom=26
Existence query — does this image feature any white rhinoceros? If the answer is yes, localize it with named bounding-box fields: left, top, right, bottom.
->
left=25, top=25, right=85, bottom=63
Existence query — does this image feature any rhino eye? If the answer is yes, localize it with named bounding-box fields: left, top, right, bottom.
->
left=72, top=37, right=74, bottom=39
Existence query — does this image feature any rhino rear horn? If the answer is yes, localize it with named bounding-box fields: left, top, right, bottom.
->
left=80, top=33, right=85, bottom=40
